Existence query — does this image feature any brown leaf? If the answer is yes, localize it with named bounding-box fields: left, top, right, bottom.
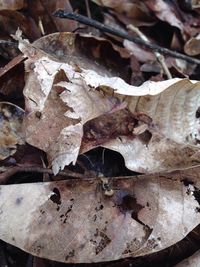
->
left=26, top=0, right=77, bottom=36
left=144, top=0, right=184, bottom=32
left=0, top=102, right=24, bottom=160
left=92, top=0, right=155, bottom=27
left=0, top=0, right=26, bottom=10
left=16, top=31, right=200, bottom=174
left=0, top=170, right=199, bottom=262
left=184, top=34, right=200, bottom=56
left=0, top=9, right=41, bottom=41
left=81, top=78, right=200, bottom=173
left=17, top=32, right=126, bottom=174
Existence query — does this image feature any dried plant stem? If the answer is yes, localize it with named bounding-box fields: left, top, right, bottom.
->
left=53, top=10, right=200, bottom=66
left=85, top=0, right=92, bottom=19
left=127, top=24, right=172, bottom=79
left=0, top=54, right=25, bottom=78
left=0, top=165, right=86, bottom=184
left=1, top=163, right=200, bottom=185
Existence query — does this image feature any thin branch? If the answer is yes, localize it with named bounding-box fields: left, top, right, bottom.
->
left=53, top=10, right=200, bottom=66
left=127, top=24, right=172, bottom=79
left=1, top=163, right=200, bottom=185
left=0, top=165, right=86, bottom=184
left=85, top=0, right=92, bottom=19
left=0, top=54, right=25, bottom=78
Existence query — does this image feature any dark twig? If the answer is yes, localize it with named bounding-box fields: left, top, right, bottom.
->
left=0, top=165, right=86, bottom=184
left=54, top=10, right=200, bottom=65
left=0, top=54, right=25, bottom=78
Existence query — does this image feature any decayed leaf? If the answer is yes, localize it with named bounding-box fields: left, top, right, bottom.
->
left=0, top=102, right=24, bottom=160
left=16, top=32, right=126, bottom=174
left=98, top=79, right=200, bottom=173
left=0, top=169, right=199, bottom=263
left=16, top=30, right=200, bottom=174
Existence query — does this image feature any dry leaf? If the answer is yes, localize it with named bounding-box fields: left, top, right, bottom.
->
left=95, top=80, right=200, bottom=173
left=92, top=0, right=155, bottom=27
left=0, top=9, right=41, bottom=41
left=184, top=34, right=200, bottom=56
left=0, top=169, right=199, bottom=263
left=15, top=32, right=126, bottom=174
left=15, top=31, right=200, bottom=174
left=144, top=0, right=184, bottom=32
left=0, top=102, right=24, bottom=160
left=0, top=0, right=26, bottom=10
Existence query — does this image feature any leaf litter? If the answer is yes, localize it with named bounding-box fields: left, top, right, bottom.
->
left=1, top=1, right=200, bottom=265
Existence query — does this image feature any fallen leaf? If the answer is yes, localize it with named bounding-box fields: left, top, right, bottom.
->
left=0, top=0, right=26, bottom=10
left=92, top=0, right=155, bottom=27
left=144, top=0, right=184, bottom=32
left=26, top=0, right=78, bottom=36
left=0, top=102, right=24, bottom=160
left=0, top=9, right=41, bottom=41
left=15, top=32, right=126, bottom=174
left=80, top=77, right=200, bottom=173
left=0, top=169, right=199, bottom=263
left=123, top=39, right=155, bottom=63
left=184, top=33, right=200, bottom=56
left=15, top=31, right=200, bottom=174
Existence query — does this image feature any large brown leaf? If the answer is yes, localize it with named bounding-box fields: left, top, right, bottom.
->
left=0, top=169, right=199, bottom=263
left=15, top=31, right=200, bottom=174
left=15, top=31, right=128, bottom=174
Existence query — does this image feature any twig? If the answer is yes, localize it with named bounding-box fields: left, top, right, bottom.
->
left=0, top=165, right=86, bottom=184
left=85, top=0, right=92, bottom=19
left=127, top=24, right=172, bottom=79
left=1, top=163, right=200, bottom=185
left=0, top=165, right=140, bottom=185
left=0, top=54, right=25, bottom=78
left=53, top=10, right=200, bottom=66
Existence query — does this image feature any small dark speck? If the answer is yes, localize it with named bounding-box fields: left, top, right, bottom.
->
left=196, top=107, right=200, bottom=118
left=40, top=210, right=45, bottom=214
left=35, top=111, right=42, bottom=119
left=50, top=187, right=61, bottom=205
left=15, top=197, right=23, bottom=205
left=195, top=207, right=200, bottom=213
